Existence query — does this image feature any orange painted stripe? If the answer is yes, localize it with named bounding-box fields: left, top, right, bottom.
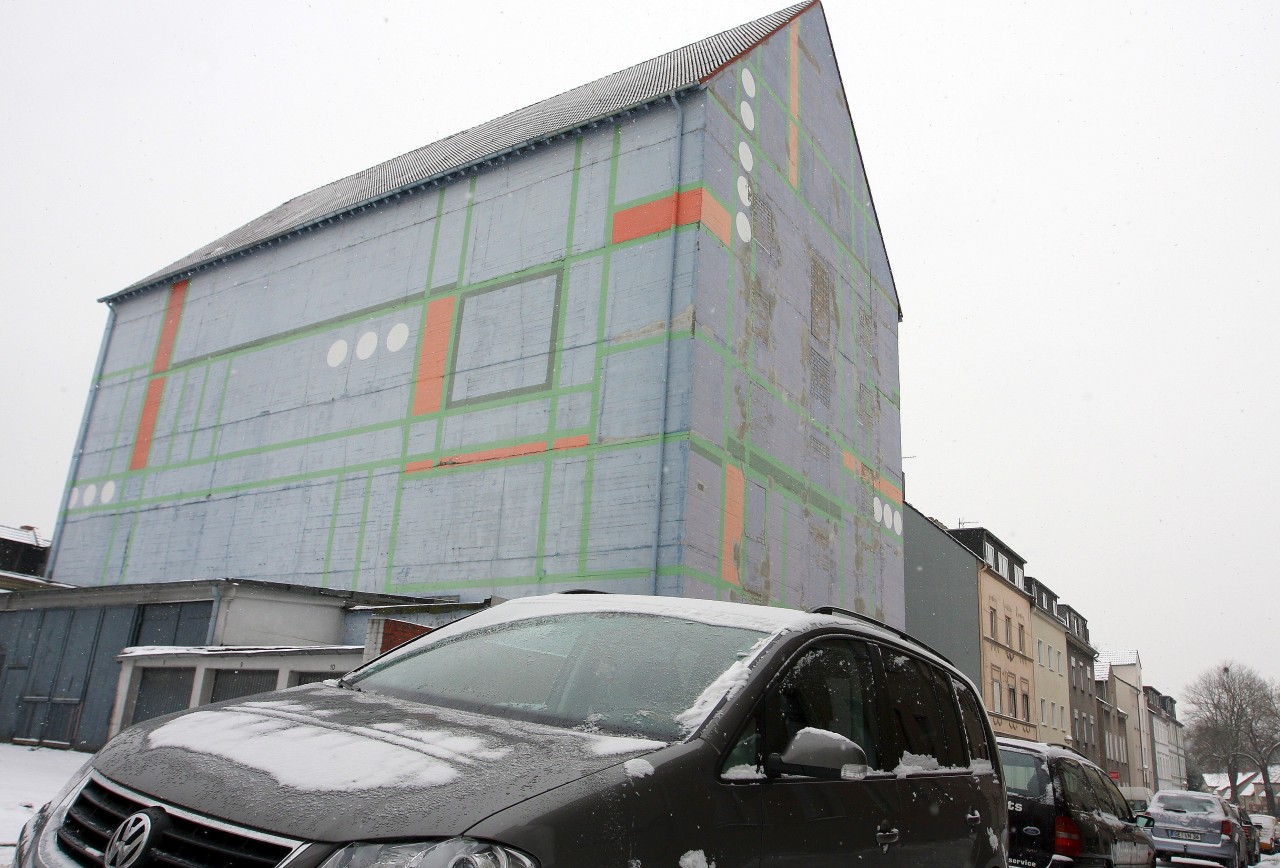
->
left=722, top=464, right=745, bottom=587
left=412, top=296, right=456, bottom=416
left=553, top=435, right=589, bottom=450
left=612, top=195, right=678, bottom=244
left=152, top=280, right=189, bottom=373
left=841, top=450, right=904, bottom=504
left=789, top=25, right=800, bottom=116
left=699, top=191, right=732, bottom=246
left=404, top=459, right=435, bottom=474
left=129, top=376, right=168, bottom=471
left=611, top=188, right=721, bottom=246
left=788, top=24, right=800, bottom=188
left=441, top=441, right=546, bottom=467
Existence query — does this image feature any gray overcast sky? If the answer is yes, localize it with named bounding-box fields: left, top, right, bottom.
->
left=2, top=1, right=1277, bottom=703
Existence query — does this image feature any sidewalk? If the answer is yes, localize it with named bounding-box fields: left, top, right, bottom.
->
left=0, top=743, right=89, bottom=868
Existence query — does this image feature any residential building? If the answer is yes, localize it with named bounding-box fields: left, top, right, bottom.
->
left=45, top=3, right=905, bottom=621
left=1098, top=650, right=1150, bottom=789
left=1026, top=576, right=1070, bottom=747
left=0, top=524, right=59, bottom=591
left=1145, top=685, right=1188, bottom=791
left=948, top=527, right=1036, bottom=740
left=1096, top=661, right=1133, bottom=784
left=1059, top=602, right=1100, bottom=765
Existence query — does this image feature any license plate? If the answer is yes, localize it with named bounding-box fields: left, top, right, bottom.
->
left=1170, top=830, right=1202, bottom=841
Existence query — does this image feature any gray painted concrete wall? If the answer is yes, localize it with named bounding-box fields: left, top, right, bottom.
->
left=904, top=503, right=981, bottom=683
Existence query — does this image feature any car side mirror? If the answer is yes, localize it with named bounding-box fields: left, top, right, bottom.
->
left=1135, top=814, right=1154, bottom=829
left=764, top=728, right=868, bottom=780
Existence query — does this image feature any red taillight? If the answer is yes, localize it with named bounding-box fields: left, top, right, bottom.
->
left=1222, top=819, right=1235, bottom=837
left=1055, top=815, right=1083, bottom=858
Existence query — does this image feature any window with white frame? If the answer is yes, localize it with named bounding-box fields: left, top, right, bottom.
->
left=997, top=552, right=1009, bottom=579
left=1014, top=565, right=1024, bottom=588
left=1040, top=698, right=1046, bottom=724
left=983, top=541, right=995, bottom=566
left=992, top=677, right=1002, bottom=715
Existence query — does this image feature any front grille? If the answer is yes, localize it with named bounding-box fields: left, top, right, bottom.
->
left=56, top=774, right=302, bottom=868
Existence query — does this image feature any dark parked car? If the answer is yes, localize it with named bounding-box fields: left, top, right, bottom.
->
left=997, top=736, right=1155, bottom=867
left=1236, top=805, right=1261, bottom=865
left=17, top=593, right=1006, bottom=868
left=1143, top=788, right=1249, bottom=867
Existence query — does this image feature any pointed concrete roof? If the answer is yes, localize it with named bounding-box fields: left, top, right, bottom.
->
left=107, top=2, right=815, bottom=302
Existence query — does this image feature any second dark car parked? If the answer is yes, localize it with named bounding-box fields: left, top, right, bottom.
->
left=998, top=736, right=1155, bottom=867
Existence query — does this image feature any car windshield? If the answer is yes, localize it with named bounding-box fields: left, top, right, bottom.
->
left=1152, top=793, right=1218, bottom=813
left=348, top=611, right=768, bottom=741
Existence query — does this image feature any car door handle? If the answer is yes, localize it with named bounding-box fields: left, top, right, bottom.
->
left=966, top=810, right=982, bottom=827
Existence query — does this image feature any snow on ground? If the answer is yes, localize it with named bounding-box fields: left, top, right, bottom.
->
left=0, top=743, right=89, bottom=868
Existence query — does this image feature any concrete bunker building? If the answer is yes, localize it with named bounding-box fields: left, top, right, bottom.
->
left=47, top=2, right=905, bottom=618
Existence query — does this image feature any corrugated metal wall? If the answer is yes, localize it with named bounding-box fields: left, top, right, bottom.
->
left=50, top=5, right=904, bottom=623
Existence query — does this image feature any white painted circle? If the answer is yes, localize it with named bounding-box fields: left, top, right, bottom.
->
left=872, top=497, right=883, bottom=523
left=101, top=481, right=116, bottom=504
left=735, top=212, right=752, bottom=243
left=737, top=176, right=751, bottom=207
left=883, top=508, right=894, bottom=530
left=893, top=509, right=903, bottom=535
left=83, top=483, right=97, bottom=506
left=739, top=100, right=756, bottom=131
left=69, top=487, right=80, bottom=508
left=741, top=68, right=756, bottom=98
left=386, top=322, right=410, bottom=352
left=356, top=331, right=378, bottom=360
left=327, top=339, right=348, bottom=367
left=738, top=141, right=754, bottom=172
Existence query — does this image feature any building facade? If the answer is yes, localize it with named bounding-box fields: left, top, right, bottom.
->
left=949, top=527, right=1036, bottom=740
left=1059, top=603, right=1100, bottom=765
left=1099, top=651, right=1150, bottom=789
left=1026, top=577, right=1070, bottom=747
left=1145, top=685, right=1187, bottom=791
left=902, top=504, right=982, bottom=685
left=1096, top=662, right=1133, bottom=784
left=45, top=3, right=907, bottom=622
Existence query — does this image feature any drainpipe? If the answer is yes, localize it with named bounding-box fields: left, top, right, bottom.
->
left=46, top=303, right=117, bottom=580
left=204, top=582, right=224, bottom=645
left=649, top=92, right=686, bottom=595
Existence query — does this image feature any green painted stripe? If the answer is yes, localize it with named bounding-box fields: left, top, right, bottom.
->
left=97, top=363, right=151, bottom=383
left=103, top=375, right=138, bottom=477
left=321, top=474, right=344, bottom=587
left=350, top=471, right=374, bottom=589
left=185, top=365, right=212, bottom=463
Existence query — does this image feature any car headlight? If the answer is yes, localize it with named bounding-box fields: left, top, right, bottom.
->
left=318, top=839, right=537, bottom=868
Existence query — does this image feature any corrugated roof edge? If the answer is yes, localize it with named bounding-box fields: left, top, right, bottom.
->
left=103, top=2, right=816, bottom=304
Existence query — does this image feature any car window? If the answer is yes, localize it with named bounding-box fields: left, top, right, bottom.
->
left=998, top=747, right=1052, bottom=803
left=765, top=638, right=883, bottom=770
left=351, top=611, right=766, bottom=740
left=953, top=677, right=994, bottom=763
left=1152, top=792, right=1219, bottom=813
left=1059, top=760, right=1099, bottom=812
left=879, top=651, right=961, bottom=769
left=1085, top=765, right=1131, bottom=819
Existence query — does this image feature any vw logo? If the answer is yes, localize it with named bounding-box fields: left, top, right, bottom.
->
left=103, top=809, right=166, bottom=868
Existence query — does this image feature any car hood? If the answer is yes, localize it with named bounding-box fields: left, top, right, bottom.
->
left=92, top=683, right=667, bottom=842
